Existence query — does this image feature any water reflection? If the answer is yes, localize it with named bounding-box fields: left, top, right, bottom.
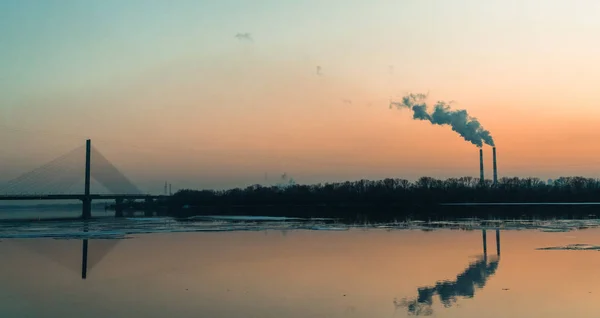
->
left=12, top=222, right=119, bottom=280
left=80, top=221, right=119, bottom=280
left=82, top=223, right=89, bottom=279
left=395, top=229, right=501, bottom=316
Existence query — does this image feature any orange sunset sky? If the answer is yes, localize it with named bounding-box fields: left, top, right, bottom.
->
left=2, top=0, right=600, bottom=192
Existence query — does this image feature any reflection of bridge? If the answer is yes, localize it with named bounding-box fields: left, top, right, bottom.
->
left=0, top=140, right=166, bottom=219
left=395, top=229, right=501, bottom=316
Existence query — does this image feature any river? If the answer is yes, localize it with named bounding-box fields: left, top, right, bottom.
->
left=1, top=213, right=600, bottom=317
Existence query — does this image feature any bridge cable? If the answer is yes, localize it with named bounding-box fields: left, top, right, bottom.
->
left=90, top=147, right=141, bottom=195
left=1, top=145, right=84, bottom=189
left=0, top=145, right=85, bottom=195
left=18, top=151, right=84, bottom=194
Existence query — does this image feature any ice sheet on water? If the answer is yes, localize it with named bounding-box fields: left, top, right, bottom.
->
left=537, top=244, right=600, bottom=251
left=305, top=226, right=349, bottom=231
left=126, top=217, right=167, bottom=222
left=2, top=216, right=600, bottom=239
left=188, top=215, right=326, bottom=221
left=1, top=232, right=132, bottom=240
left=539, top=228, right=573, bottom=232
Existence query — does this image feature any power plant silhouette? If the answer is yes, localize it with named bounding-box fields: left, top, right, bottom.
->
left=480, top=147, right=498, bottom=184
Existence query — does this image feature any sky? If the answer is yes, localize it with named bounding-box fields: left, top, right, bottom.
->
left=2, top=0, right=600, bottom=193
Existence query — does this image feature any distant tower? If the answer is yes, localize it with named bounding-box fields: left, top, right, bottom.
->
left=492, top=147, right=498, bottom=185
left=164, top=182, right=168, bottom=195
left=479, top=148, right=484, bottom=183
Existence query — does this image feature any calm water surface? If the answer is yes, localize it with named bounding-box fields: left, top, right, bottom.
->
left=2, top=220, right=600, bottom=317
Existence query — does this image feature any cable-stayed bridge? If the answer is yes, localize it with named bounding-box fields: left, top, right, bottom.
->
left=0, top=140, right=167, bottom=218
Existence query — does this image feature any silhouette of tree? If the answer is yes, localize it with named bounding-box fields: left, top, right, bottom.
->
left=167, top=176, right=600, bottom=221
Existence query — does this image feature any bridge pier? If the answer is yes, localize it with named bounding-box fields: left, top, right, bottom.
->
left=82, top=198, right=92, bottom=219
left=144, top=198, right=154, bottom=217
left=115, top=198, right=124, bottom=218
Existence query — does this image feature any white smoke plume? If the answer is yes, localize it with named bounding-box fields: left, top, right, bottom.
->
left=390, top=93, right=495, bottom=147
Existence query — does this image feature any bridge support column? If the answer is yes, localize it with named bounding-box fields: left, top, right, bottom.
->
left=144, top=198, right=154, bottom=217
left=82, top=198, right=92, bottom=219
left=115, top=198, right=124, bottom=218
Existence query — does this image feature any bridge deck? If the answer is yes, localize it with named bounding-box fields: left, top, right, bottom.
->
left=0, top=194, right=168, bottom=201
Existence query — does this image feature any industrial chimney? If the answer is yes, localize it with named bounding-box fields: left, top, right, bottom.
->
left=479, top=148, right=484, bottom=183
left=492, top=147, right=498, bottom=185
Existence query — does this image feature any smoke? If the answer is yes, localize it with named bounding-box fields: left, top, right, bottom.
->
left=234, top=33, right=253, bottom=41
left=390, top=93, right=495, bottom=147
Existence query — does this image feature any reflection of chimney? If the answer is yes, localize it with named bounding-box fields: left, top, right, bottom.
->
left=482, top=229, right=487, bottom=257
left=479, top=148, right=484, bottom=182
left=492, top=147, right=498, bottom=185
left=496, top=229, right=501, bottom=257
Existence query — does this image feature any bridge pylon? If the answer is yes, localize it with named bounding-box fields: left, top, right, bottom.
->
left=82, top=139, right=92, bottom=219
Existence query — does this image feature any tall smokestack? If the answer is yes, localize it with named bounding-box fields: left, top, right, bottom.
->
left=479, top=148, right=484, bottom=183
left=493, top=147, right=498, bottom=185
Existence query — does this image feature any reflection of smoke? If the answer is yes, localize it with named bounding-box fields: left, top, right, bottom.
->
left=395, top=255, right=500, bottom=316
left=234, top=33, right=253, bottom=41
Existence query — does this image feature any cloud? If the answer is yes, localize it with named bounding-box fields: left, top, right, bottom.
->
left=234, top=33, right=253, bottom=42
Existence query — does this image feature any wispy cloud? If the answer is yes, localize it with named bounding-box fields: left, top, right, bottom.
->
left=234, top=33, right=253, bottom=42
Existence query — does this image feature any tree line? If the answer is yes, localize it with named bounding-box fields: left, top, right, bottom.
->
left=166, top=176, right=600, bottom=220
left=171, top=176, right=600, bottom=205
